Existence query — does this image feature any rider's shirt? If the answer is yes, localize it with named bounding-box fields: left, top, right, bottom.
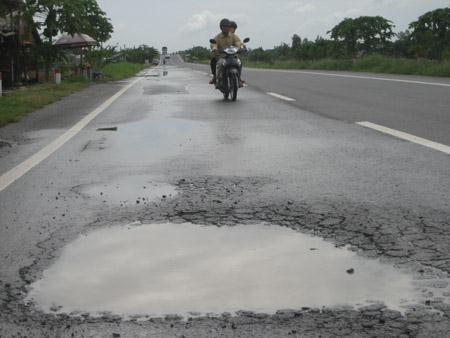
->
left=210, top=32, right=242, bottom=58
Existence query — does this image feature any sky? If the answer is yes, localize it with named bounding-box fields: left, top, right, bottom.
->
left=95, top=0, right=450, bottom=52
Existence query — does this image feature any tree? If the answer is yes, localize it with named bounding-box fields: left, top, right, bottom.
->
left=328, top=18, right=358, bottom=57
left=356, top=16, right=395, bottom=54
left=272, top=42, right=291, bottom=60
left=247, top=47, right=271, bottom=63
left=393, top=30, right=414, bottom=58
left=125, top=45, right=159, bottom=63
left=22, top=0, right=113, bottom=80
left=409, top=7, right=450, bottom=59
left=24, top=0, right=113, bottom=43
left=329, top=16, right=395, bottom=57
left=291, top=34, right=302, bottom=49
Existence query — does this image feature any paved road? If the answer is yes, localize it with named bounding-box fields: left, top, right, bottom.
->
left=187, top=60, right=450, bottom=145
left=0, top=57, right=449, bottom=337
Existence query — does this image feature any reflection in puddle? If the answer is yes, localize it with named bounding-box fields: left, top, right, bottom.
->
left=26, top=223, right=446, bottom=318
left=77, top=176, right=177, bottom=205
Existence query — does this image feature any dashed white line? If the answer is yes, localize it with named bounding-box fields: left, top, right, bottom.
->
left=0, top=77, right=143, bottom=193
left=267, top=92, right=296, bottom=102
left=356, top=121, right=450, bottom=155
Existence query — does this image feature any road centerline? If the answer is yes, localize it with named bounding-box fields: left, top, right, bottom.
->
left=267, top=92, right=296, bottom=102
left=356, top=121, right=450, bottom=155
left=0, top=77, right=143, bottom=193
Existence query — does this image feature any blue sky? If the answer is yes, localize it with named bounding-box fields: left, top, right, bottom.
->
left=96, top=0, right=450, bottom=52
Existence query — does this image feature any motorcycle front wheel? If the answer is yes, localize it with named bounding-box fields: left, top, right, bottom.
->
left=230, top=72, right=239, bottom=101
left=222, top=75, right=231, bottom=100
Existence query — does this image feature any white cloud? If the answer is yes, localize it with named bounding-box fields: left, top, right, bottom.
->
left=332, top=8, right=363, bottom=19
left=182, top=10, right=222, bottom=33
left=296, top=4, right=316, bottom=13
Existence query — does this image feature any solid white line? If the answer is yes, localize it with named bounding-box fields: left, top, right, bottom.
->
left=250, top=68, right=450, bottom=88
left=356, top=121, right=450, bottom=155
left=267, top=92, right=296, bottom=102
left=0, top=77, right=143, bottom=193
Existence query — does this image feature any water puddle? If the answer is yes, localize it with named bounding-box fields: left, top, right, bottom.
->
left=102, top=117, right=211, bottom=166
left=75, top=176, right=177, bottom=205
left=143, top=84, right=187, bottom=95
left=26, top=223, right=449, bottom=318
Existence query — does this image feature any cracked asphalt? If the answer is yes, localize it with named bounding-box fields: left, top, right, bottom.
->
left=0, top=59, right=450, bottom=337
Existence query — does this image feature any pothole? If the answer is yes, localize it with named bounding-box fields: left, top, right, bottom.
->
left=25, top=223, right=450, bottom=319
left=73, top=176, right=177, bottom=205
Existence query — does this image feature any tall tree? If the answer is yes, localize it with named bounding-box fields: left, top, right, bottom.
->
left=24, top=0, right=113, bottom=44
left=328, top=18, right=358, bottom=57
left=409, top=7, right=450, bottom=59
left=22, top=0, right=113, bottom=80
left=329, top=16, right=395, bottom=57
left=355, top=16, right=395, bottom=54
left=291, top=34, right=302, bottom=49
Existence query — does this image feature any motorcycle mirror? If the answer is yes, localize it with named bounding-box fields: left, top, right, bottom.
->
left=210, top=39, right=217, bottom=44
left=243, top=38, right=250, bottom=43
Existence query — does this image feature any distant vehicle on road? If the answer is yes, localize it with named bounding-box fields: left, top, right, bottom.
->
left=152, top=58, right=160, bottom=66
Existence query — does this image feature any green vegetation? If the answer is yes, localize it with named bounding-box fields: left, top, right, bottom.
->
left=0, top=62, right=148, bottom=126
left=101, top=62, right=148, bottom=81
left=0, top=0, right=158, bottom=126
left=180, top=6, right=450, bottom=77
left=0, top=82, right=88, bottom=126
left=243, top=55, right=450, bottom=77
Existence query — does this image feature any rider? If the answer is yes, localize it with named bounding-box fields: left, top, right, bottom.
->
left=209, top=18, right=242, bottom=85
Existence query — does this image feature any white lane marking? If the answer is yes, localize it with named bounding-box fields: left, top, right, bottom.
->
left=249, top=68, right=450, bottom=88
left=0, top=77, right=143, bottom=193
left=267, top=92, right=296, bottom=102
left=356, top=121, right=450, bottom=155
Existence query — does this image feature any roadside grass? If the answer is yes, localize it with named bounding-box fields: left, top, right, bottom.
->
left=241, top=55, right=450, bottom=77
left=0, top=62, right=148, bottom=127
left=101, top=62, right=148, bottom=81
left=191, top=55, right=450, bottom=77
left=0, top=82, right=89, bottom=126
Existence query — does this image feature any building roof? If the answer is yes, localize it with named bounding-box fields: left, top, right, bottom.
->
left=54, top=33, right=97, bottom=48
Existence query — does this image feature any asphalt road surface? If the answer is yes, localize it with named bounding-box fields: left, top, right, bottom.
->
left=188, top=59, right=450, bottom=146
left=0, top=56, right=450, bottom=337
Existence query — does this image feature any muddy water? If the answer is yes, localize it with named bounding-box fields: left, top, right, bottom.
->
left=27, top=223, right=428, bottom=318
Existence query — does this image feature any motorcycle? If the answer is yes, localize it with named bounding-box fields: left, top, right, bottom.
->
left=209, top=37, right=250, bottom=101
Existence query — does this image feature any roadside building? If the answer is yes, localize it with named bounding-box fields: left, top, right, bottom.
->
left=0, top=0, right=40, bottom=88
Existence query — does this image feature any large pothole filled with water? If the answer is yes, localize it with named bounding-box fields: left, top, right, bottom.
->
left=26, top=223, right=449, bottom=318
